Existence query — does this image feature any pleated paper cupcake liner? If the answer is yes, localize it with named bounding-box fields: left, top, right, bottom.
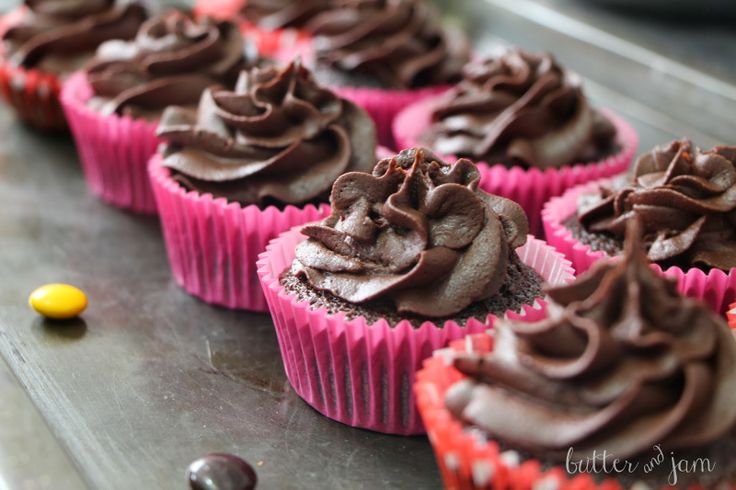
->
left=543, top=180, right=736, bottom=315
left=729, top=304, right=736, bottom=329
left=415, top=332, right=625, bottom=490
left=256, top=228, right=575, bottom=435
left=61, top=71, right=160, bottom=213
left=149, top=156, right=331, bottom=312
left=392, top=97, right=639, bottom=236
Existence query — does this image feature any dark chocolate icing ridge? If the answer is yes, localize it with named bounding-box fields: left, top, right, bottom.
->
left=156, top=60, right=377, bottom=207
left=292, top=148, right=530, bottom=318
left=423, top=49, right=617, bottom=169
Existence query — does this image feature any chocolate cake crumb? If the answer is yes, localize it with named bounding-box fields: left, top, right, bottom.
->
left=280, top=251, right=543, bottom=328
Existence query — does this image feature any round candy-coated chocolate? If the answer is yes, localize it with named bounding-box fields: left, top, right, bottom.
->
left=28, top=284, right=88, bottom=320
left=188, top=453, right=257, bottom=490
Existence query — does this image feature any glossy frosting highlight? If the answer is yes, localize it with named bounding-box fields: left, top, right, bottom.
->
left=293, top=148, right=530, bottom=317
left=2, top=0, right=147, bottom=73
left=579, top=139, right=736, bottom=270
left=446, top=222, right=736, bottom=460
left=156, top=60, right=377, bottom=207
left=423, top=49, right=617, bottom=168
left=308, top=0, right=469, bottom=89
left=85, top=10, right=252, bottom=118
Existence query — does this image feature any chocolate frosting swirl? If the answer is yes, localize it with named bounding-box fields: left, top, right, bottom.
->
left=308, top=0, right=469, bottom=89
left=423, top=49, right=617, bottom=169
left=2, top=0, right=147, bottom=72
left=446, top=221, right=736, bottom=460
left=579, top=139, right=736, bottom=270
left=85, top=11, right=253, bottom=117
left=292, top=148, right=530, bottom=317
left=156, top=60, right=377, bottom=207
left=240, top=0, right=329, bottom=31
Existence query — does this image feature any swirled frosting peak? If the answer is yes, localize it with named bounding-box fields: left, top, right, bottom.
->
left=156, top=59, right=377, bottom=206
left=423, top=49, right=617, bottom=168
left=292, top=148, right=530, bottom=317
left=2, top=0, right=147, bottom=72
left=308, top=0, right=470, bottom=89
left=85, top=11, right=253, bottom=118
left=579, top=139, right=736, bottom=270
left=446, top=220, right=736, bottom=460
left=240, top=0, right=329, bottom=31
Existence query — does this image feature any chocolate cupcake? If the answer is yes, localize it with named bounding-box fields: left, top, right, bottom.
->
left=417, top=221, right=736, bottom=489
left=303, top=0, right=472, bottom=146
left=543, top=139, right=736, bottom=314
left=157, top=59, right=377, bottom=208
left=257, top=147, right=576, bottom=434
left=0, top=0, right=147, bottom=129
left=394, top=48, right=638, bottom=235
left=149, top=59, right=379, bottom=311
left=421, top=49, right=617, bottom=169
left=60, top=9, right=260, bottom=213
left=283, top=148, right=542, bottom=325
left=83, top=10, right=258, bottom=121
left=309, top=0, right=469, bottom=90
left=570, top=139, right=736, bottom=270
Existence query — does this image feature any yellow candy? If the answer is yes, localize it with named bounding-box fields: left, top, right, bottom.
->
left=29, top=284, right=88, bottom=320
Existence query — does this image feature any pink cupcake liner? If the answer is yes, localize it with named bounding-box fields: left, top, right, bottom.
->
left=392, top=97, right=639, bottom=236
left=61, top=71, right=160, bottom=214
left=149, top=155, right=331, bottom=312
left=256, top=228, right=575, bottom=435
left=415, top=332, right=627, bottom=490
left=543, top=180, right=736, bottom=315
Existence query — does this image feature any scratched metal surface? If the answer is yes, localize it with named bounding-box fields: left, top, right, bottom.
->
left=1, top=1, right=735, bottom=489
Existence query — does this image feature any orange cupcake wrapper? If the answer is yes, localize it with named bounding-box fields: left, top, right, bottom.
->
left=729, top=303, right=736, bottom=329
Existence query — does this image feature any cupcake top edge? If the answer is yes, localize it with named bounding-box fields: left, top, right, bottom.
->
left=422, top=48, right=618, bottom=169
left=291, top=147, right=531, bottom=318
left=445, top=219, right=736, bottom=465
left=84, top=10, right=260, bottom=119
left=156, top=59, right=377, bottom=208
left=578, top=138, right=736, bottom=271
left=1, top=0, right=148, bottom=73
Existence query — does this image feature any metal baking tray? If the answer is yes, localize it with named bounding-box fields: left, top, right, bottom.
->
left=1, top=1, right=734, bottom=488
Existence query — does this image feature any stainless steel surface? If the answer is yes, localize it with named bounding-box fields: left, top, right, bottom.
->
left=1, top=1, right=735, bottom=489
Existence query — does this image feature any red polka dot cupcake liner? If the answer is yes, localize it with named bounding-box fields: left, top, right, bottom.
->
left=416, top=331, right=634, bottom=490
left=0, top=8, right=66, bottom=131
left=543, top=179, right=736, bottom=315
left=256, top=227, right=574, bottom=435
left=393, top=97, right=638, bottom=236
left=149, top=155, right=331, bottom=312
left=61, top=71, right=160, bottom=214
